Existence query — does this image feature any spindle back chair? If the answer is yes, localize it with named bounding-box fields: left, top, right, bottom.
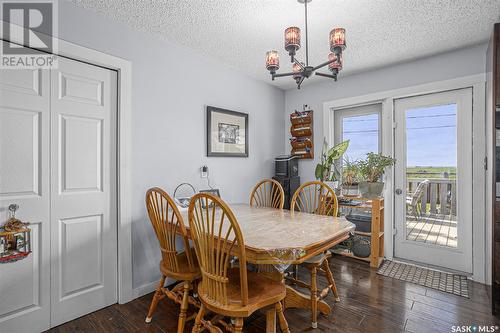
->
left=249, top=178, right=285, bottom=209
left=189, top=192, right=248, bottom=307
left=144, top=187, right=200, bottom=332
left=189, top=193, right=290, bottom=333
left=146, top=187, right=196, bottom=274
left=289, top=181, right=340, bottom=329
left=291, top=180, right=338, bottom=216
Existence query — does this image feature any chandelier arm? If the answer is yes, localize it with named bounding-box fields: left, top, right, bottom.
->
left=312, top=58, right=338, bottom=71
left=304, top=0, right=309, bottom=66
left=293, top=57, right=305, bottom=70
left=297, top=76, right=305, bottom=89
left=315, top=72, right=338, bottom=81
left=273, top=71, right=296, bottom=78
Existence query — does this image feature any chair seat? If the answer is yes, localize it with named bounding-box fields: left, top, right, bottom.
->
left=303, top=250, right=331, bottom=265
left=198, top=267, right=286, bottom=317
left=160, top=250, right=201, bottom=281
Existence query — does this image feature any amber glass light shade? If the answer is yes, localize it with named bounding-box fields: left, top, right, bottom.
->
left=284, top=27, right=301, bottom=52
left=292, top=62, right=303, bottom=79
left=329, top=28, right=346, bottom=51
left=266, top=50, right=279, bottom=71
left=328, top=52, right=343, bottom=71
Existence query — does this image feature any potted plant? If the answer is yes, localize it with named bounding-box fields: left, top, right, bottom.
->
left=315, top=138, right=349, bottom=189
left=357, top=152, right=395, bottom=198
left=341, top=157, right=360, bottom=196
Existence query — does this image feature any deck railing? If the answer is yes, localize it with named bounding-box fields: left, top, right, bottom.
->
left=407, top=177, right=456, bottom=216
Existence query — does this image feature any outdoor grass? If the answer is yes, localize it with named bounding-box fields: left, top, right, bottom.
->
left=406, top=166, right=456, bottom=179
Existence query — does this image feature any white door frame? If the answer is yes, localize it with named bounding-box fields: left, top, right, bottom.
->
left=1, top=21, right=135, bottom=303
left=323, top=73, right=487, bottom=283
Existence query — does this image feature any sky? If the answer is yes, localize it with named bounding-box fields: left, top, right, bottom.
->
left=341, top=104, right=457, bottom=167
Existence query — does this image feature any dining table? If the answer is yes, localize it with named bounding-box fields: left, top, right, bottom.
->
left=180, top=203, right=355, bottom=333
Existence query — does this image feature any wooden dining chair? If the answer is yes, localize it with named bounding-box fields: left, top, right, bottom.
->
left=249, top=178, right=285, bottom=209
left=145, top=187, right=201, bottom=333
left=290, top=180, right=340, bottom=328
left=188, top=193, right=290, bottom=333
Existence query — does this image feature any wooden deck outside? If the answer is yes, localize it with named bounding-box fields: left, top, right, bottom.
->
left=406, top=213, right=457, bottom=248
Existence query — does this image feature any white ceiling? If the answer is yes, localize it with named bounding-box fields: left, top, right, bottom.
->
left=69, top=0, right=500, bottom=90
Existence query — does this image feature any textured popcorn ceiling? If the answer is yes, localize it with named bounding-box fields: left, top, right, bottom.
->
left=69, top=0, right=500, bottom=90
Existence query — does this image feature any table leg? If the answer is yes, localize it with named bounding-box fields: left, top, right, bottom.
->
left=284, top=285, right=331, bottom=315
left=257, top=264, right=331, bottom=316
left=265, top=306, right=277, bottom=333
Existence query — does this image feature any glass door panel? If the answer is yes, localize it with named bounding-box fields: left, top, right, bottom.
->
left=394, top=88, right=472, bottom=273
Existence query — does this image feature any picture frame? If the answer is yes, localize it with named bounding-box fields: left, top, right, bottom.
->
left=199, top=189, right=221, bottom=198
left=199, top=189, right=221, bottom=208
left=206, top=106, right=248, bottom=157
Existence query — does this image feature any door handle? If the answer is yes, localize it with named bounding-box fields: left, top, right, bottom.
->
left=395, top=188, right=402, bottom=195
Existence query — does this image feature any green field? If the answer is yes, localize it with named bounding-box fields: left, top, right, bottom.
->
left=406, top=166, right=456, bottom=179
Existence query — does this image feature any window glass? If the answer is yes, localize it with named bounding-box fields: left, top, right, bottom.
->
left=341, top=113, right=379, bottom=161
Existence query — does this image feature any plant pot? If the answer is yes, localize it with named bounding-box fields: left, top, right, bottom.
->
left=358, top=181, right=384, bottom=199
left=341, top=184, right=359, bottom=197
left=352, top=235, right=371, bottom=258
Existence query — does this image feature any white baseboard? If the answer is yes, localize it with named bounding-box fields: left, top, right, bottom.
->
left=133, top=281, right=159, bottom=299
left=131, top=278, right=177, bottom=301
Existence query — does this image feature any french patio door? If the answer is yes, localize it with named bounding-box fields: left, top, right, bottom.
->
left=393, top=88, right=473, bottom=273
left=0, top=47, right=117, bottom=332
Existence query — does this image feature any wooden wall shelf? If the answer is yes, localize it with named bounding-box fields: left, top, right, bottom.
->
left=333, top=197, right=385, bottom=268
left=290, top=110, right=314, bottom=159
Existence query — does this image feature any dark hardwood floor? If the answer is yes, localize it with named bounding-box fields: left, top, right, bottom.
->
left=47, top=256, right=499, bottom=333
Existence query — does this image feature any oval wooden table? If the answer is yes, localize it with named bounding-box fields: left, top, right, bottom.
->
left=181, top=204, right=354, bottom=333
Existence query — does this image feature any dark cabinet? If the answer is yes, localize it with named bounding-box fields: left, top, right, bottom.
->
left=272, top=176, right=300, bottom=210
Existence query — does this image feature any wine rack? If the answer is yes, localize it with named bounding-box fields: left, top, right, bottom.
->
left=290, top=110, right=314, bottom=159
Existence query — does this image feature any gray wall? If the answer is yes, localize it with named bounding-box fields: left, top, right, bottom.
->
left=57, top=2, right=285, bottom=289
left=284, top=44, right=487, bottom=182
left=54, top=1, right=488, bottom=290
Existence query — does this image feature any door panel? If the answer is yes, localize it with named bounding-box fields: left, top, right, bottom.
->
left=50, top=57, right=117, bottom=326
left=59, top=214, right=103, bottom=299
left=394, top=88, right=473, bottom=273
left=0, top=50, right=51, bottom=332
left=0, top=69, right=41, bottom=96
left=0, top=109, right=41, bottom=195
left=59, top=115, right=103, bottom=192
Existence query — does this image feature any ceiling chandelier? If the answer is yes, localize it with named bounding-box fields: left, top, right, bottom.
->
left=265, top=0, right=346, bottom=89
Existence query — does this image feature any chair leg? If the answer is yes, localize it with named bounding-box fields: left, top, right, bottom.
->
left=322, top=259, right=340, bottom=302
left=177, top=281, right=190, bottom=333
left=410, top=204, right=418, bottom=221
left=310, top=266, right=318, bottom=329
left=192, top=304, right=205, bottom=333
left=145, top=275, right=166, bottom=323
left=276, top=302, right=290, bottom=333
left=233, top=318, right=244, bottom=333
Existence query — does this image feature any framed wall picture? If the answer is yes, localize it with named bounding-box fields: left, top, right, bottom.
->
left=206, top=106, right=248, bottom=157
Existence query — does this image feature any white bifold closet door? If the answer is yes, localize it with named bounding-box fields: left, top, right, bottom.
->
left=0, top=46, right=117, bottom=332
left=49, top=57, right=117, bottom=327
left=0, top=53, right=51, bottom=333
